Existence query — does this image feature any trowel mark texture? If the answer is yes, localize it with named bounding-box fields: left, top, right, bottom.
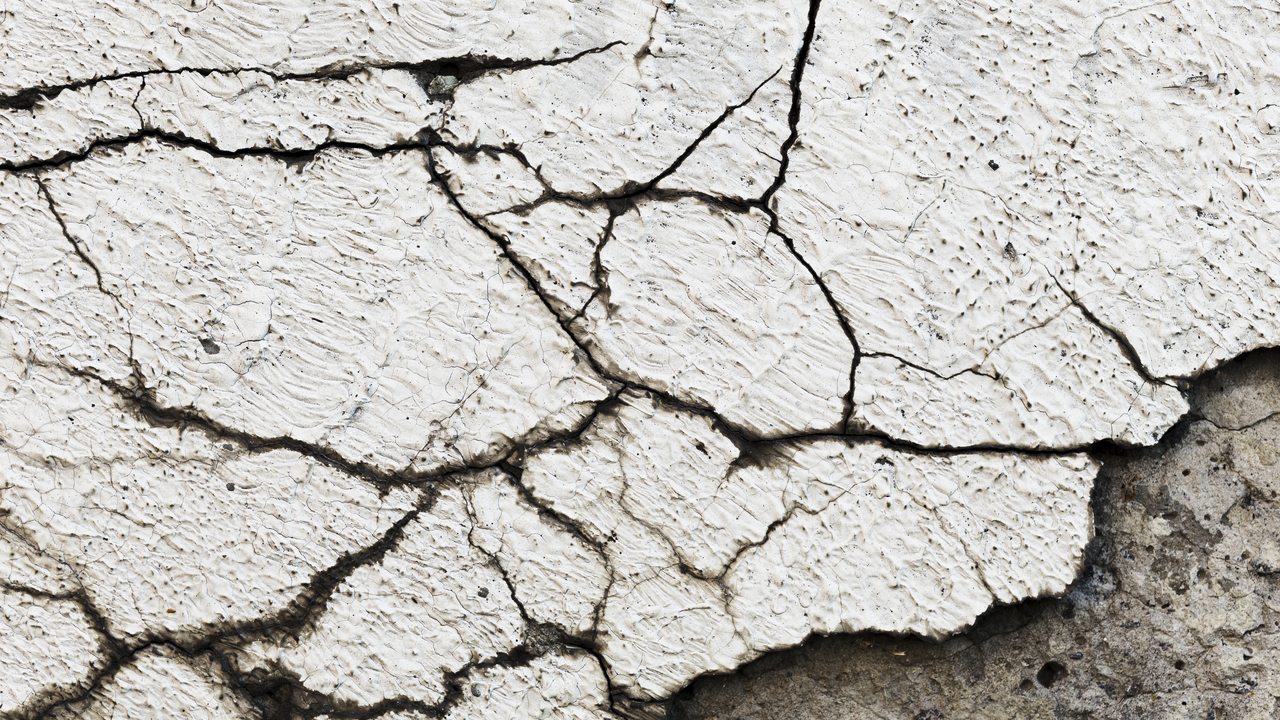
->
left=0, top=0, right=1272, bottom=716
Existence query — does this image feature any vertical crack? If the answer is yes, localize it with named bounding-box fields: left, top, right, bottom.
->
left=753, top=0, right=861, bottom=433
left=34, top=179, right=111, bottom=303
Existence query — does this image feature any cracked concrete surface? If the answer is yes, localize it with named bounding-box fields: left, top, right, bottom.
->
left=673, top=348, right=1280, bottom=719
left=0, top=0, right=1277, bottom=717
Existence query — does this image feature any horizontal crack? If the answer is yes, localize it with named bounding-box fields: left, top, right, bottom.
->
left=0, top=42, right=627, bottom=112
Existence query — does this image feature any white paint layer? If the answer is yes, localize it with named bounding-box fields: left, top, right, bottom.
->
left=3, top=0, right=1272, bottom=713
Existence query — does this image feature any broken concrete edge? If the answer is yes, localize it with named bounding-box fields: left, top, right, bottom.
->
left=3, top=129, right=1246, bottom=717
left=660, top=344, right=1279, bottom=719
left=7, top=345, right=1262, bottom=720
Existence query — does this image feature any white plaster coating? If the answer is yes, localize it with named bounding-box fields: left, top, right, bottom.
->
left=432, top=146, right=549, bottom=217
left=521, top=391, right=1096, bottom=698
left=1, top=79, right=142, bottom=168
left=0, top=588, right=103, bottom=716
left=0, top=0, right=644, bottom=96
left=137, top=69, right=446, bottom=152
left=46, top=645, right=255, bottom=720
left=0, top=172, right=135, bottom=384
left=0, top=334, right=420, bottom=640
left=657, top=72, right=792, bottom=201
left=247, top=480, right=525, bottom=706
left=330, top=648, right=616, bottom=720
left=37, top=140, right=611, bottom=476
left=576, top=198, right=853, bottom=437
left=0, top=0, right=1274, bottom=714
left=440, top=0, right=804, bottom=196
left=461, top=470, right=610, bottom=637
left=483, top=201, right=612, bottom=320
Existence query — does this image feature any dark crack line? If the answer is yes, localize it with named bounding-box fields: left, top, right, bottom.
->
left=747, top=0, right=862, bottom=434
left=642, top=66, right=783, bottom=191
left=50, top=360, right=508, bottom=491
left=570, top=202, right=626, bottom=324
left=861, top=351, right=1002, bottom=383
left=33, top=179, right=111, bottom=301
left=0, top=42, right=628, bottom=111
left=1199, top=410, right=1280, bottom=433
left=1051, top=276, right=1176, bottom=389
left=23, top=495, right=427, bottom=720
left=498, top=457, right=614, bottom=569
left=6, top=126, right=428, bottom=173
left=757, top=0, right=821, bottom=212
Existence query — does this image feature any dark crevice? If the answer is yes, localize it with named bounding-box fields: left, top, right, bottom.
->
left=750, top=0, right=861, bottom=434
left=573, top=201, right=627, bottom=324
left=1199, top=410, right=1280, bottom=433
left=21, top=495, right=427, bottom=720
left=0, top=42, right=627, bottom=112
left=50, top=360, right=510, bottom=492
left=5, top=126, right=427, bottom=173
left=499, top=455, right=613, bottom=565
left=1051, top=276, right=1177, bottom=389
left=222, top=625, right=617, bottom=720
left=757, top=0, right=821, bottom=212
left=642, top=66, right=783, bottom=191
left=492, top=184, right=758, bottom=220
left=33, top=179, right=112, bottom=302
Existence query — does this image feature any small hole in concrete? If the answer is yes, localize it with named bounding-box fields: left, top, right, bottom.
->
left=1174, top=660, right=1185, bottom=670
left=1037, top=661, right=1067, bottom=688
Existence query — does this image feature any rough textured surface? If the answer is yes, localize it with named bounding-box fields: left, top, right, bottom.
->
left=46, top=645, right=256, bottom=719
left=522, top=391, right=1096, bottom=700
left=0, top=0, right=1277, bottom=717
left=674, top=349, right=1280, bottom=719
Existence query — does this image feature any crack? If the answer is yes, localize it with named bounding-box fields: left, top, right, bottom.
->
left=497, top=457, right=614, bottom=571
left=862, top=351, right=1003, bottom=383
left=6, top=126, right=427, bottom=173
left=741, top=0, right=861, bottom=434
left=0, top=43, right=628, bottom=112
left=757, top=0, right=820, bottom=212
left=572, top=201, right=627, bottom=324
left=47, top=360, right=494, bottom=491
left=930, top=505, right=1002, bottom=601
left=460, top=493, right=534, bottom=628
left=1050, top=275, right=1175, bottom=389
left=493, top=185, right=758, bottom=222
left=1199, top=410, right=1280, bottom=433
left=224, top=624, right=622, bottom=720
left=33, top=179, right=112, bottom=303
left=643, top=67, right=783, bottom=191
left=19, top=495, right=426, bottom=720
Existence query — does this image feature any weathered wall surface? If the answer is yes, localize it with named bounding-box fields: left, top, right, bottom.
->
left=0, top=0, right=1276, bottom=718
left=674, top=349, right=1280, bottom=719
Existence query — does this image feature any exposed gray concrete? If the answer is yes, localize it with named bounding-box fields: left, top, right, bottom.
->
left=672, top=349, right=1280, bottom=720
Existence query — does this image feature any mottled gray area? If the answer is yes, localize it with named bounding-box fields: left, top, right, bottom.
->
left=672, top=350, right=1280, bottom=720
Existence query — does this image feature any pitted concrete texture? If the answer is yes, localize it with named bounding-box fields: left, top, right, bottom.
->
left=671, top=349, right=1280, bottom=720
left=0, top=0, right=1278, bottom=718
